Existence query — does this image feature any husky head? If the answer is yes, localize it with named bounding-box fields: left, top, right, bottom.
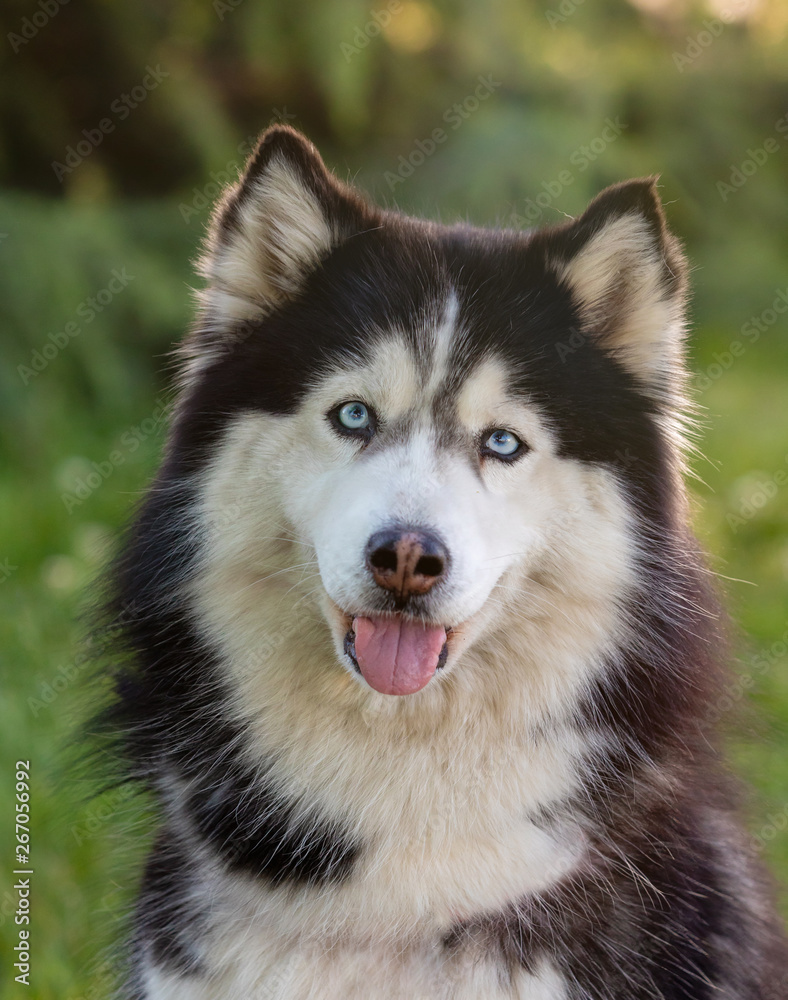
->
left=170, top=126, right=688, bottom=706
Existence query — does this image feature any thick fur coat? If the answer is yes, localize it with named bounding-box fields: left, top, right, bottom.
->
left=99, top=126, right=788, bottom=998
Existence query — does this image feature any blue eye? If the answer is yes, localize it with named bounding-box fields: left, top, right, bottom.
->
left=482, top=428, right=524, bottom=460
left=338, top=401, right=370, bottom=429
left=332, top=401, right=375, bottom=438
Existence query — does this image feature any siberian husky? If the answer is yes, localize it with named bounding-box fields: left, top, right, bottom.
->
left=100, top=125, right=788, bottom=998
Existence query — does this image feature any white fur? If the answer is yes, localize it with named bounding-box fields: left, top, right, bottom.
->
left=424, top=292, right=460, bottom=397
left=141, top=941, right=566, bottom=999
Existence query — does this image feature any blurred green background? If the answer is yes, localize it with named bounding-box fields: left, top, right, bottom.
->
left=1, top=0, right=787, bottom=996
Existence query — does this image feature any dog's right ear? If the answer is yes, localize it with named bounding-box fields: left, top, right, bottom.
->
left=197, top=126, right=377, bottom=334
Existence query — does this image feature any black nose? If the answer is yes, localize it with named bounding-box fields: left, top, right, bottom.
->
left=365, top=527, right=448, bottom=601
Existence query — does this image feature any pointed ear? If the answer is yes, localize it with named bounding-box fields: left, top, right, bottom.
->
left=197, top=126, right=377, bottom=333
left=550, top=178, right=688, bottom=396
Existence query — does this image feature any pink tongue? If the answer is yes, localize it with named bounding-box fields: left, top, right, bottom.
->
left=353, top=616, right=447, bottom=696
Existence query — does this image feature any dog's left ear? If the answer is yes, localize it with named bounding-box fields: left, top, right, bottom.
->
left=550, top=178, right=688, bottom=397
left=196, top=126, right=378, bottom=334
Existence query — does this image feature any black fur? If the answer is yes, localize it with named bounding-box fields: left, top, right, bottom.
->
left=131, top=829, right=207, bottom=979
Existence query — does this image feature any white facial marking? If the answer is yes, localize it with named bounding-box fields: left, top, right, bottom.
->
left=425, top=291, right=460, bottom=396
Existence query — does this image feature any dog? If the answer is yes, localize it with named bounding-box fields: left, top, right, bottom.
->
left=99, top=125, right=788, bottom=998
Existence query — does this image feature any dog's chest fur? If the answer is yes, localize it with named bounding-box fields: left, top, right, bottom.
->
left=145, top=649, right=589, bottom=998
left=146, top=925, right=566, bottom=1000
left=149, top=782, right=579, bottom=1000
left=132, top=610, right=599, bottom=999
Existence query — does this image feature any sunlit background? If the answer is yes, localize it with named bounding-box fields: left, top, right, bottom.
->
left=1, top=0, right=787, bottom=996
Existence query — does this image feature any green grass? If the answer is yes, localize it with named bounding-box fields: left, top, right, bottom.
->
left=0, top=196, right=786, bottom=999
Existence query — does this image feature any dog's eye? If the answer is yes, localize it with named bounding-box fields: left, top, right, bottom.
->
left=337, top=401, right=371, bottom=430
left=330, top=401, right=376, bottom=440
left=481, top=428, right=525, bottom=461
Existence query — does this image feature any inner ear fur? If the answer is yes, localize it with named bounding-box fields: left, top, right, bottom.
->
left=196, top=125, right=378, bottom=333
left=548, top=178, right=688, bottom=395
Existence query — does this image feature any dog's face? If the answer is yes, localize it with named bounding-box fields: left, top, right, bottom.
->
left=255, top=324, right=583, bottom=697
left=176, top=127, right=687, bottom=700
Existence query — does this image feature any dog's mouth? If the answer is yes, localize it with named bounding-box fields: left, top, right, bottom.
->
left=343, top=614, right=451, bottom=696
